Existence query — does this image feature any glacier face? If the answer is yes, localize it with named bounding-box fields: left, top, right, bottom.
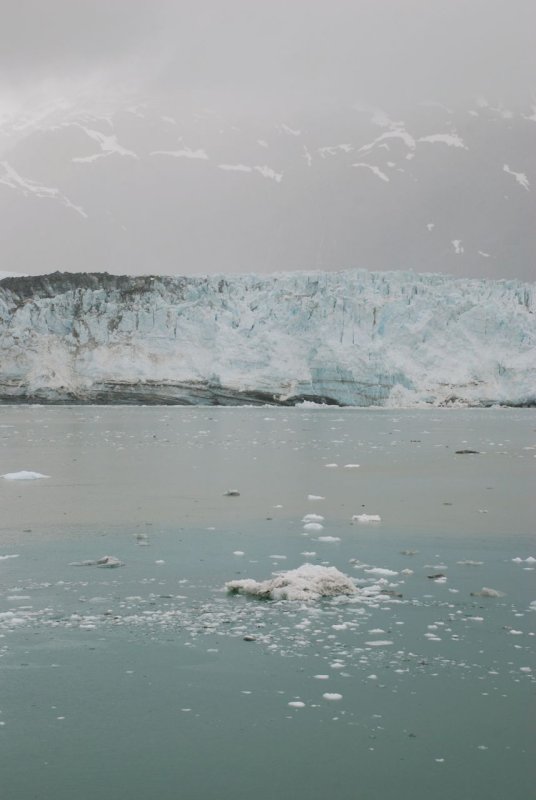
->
left=0, top=269, right=534, bottom=407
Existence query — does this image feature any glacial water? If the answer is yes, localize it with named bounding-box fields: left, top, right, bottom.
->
left=0, top=406, right=534, bottom=800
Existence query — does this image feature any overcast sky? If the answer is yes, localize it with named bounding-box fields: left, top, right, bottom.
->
left=1, top=0, right=535, bottom=116
left=0, top=1, right=534, bottom=281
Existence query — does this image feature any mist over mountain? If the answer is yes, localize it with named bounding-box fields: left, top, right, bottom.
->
left=0, top=97, right=534, bottom=280
left=0, top=1, right=534, bottom=281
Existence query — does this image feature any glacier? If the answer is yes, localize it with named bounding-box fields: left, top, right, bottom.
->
left=0, top=269, right=534, bottom=407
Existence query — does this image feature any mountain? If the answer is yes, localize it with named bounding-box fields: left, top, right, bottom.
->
left=0, top=97, right=534, bottom=280
left=0, top=270, right=534, bottom=406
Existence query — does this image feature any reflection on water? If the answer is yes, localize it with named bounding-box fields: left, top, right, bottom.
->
left=0, top=407, right=534, bottom=800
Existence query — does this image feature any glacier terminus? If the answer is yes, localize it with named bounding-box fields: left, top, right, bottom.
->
left=0, top=269, right=534, bottom=407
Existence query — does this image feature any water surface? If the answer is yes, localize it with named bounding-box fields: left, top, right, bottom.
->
left=0, top=407, right=534, bottom=799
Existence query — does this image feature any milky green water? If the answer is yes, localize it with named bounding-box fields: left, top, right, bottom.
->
left=0, top=407, right=534, bottom=800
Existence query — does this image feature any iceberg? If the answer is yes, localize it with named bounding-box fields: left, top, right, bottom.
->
left=0, top=269, right=534, bottom=407
left=225, top=563, right=358, bottom=601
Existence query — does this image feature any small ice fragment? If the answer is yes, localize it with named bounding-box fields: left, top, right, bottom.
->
left=322, top=693, right=343, bottom=701
left=303, top=522, right=323, bottom=531
left=224, top=489, right=240, bottom=497
left=313, top=675, right=330, bottom=680
left=0, top=554, right=19, bottom=560
left=457, top=560, right=483, bottom=566
left=96, top=556, right=124, bottom=568
left=155, top=560, right=165, bottom=566
left=365, top=640, right=393, bottom=647
left=344, top=464, right=360, bottom=469
left=364, top=568, right=397, bottom=576
left=301, top=551, right=317, bottom=557
left=317, top=536, right=341, bottom=543
left=470, top=587, right=505, bottom=598
left=269, top=555, right=287, bottom=560
left=325, top=463, right=338, bottom=468
left=233, top=551, right=245, bottom=556
left=2, top=471, right=49, bottom=480
left=288, top=701, right=305, bottom=708
left=308, top=495, right=325, bottom=501
left=352, top=514, right=381, bottom=523
left=69, top=556, right=124, bottom=568
left=302, top=514, right=324, bottom=523
left=367, top=674, right=378, bottom=680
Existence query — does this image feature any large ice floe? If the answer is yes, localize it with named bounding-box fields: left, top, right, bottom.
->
left=0, top=269, right=534, bottom=406
left=225, top=564, right=358, bottom=601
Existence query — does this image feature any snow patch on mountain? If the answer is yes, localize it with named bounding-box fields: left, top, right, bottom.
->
left=503, top=165, right=530, bottom=191
left=151, top=147, right=209, bottom=160
left=0, top=161, right=87, bottom=217
left=352, top=163, right=390, bottom=182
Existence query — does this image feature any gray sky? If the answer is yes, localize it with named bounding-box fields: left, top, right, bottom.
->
left=0, top=1, right=534, bottom=281
left=2, top=0, right=535, bottom=115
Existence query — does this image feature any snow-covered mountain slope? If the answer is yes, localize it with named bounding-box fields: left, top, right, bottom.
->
left=0, top=97, right=534, bottom=279
left=0, top=270, right=534, bottom=406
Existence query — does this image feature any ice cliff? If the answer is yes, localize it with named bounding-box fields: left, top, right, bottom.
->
left=0, top=270, right=534, bottom=407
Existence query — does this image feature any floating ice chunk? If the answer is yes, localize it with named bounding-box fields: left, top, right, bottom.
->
left=525, top=556, right=536, bottom=564
left=367, top=674, right=378, bottom=680
left=317, top=536, right=341, bottom=543
left=302, top=514, right=324, bottom=523
left=352, top=514, right=381, bottom=523
left=233, top=551, right=245, bottom=556
left=2, top=471, right=49, bottom=480
left=364, top=567, right=398, bottom=577
left=224, top=489, right=240, bottom=497
left=303, top=522, right=324, bottom=531
left=313, top=675, right=330, bottom=680
left=225, top=563, right=357, bottom=601
left=0, top=554, right=19, bottom=560
left=307, top=494, right=325, bottom=501
left=288, top=701, right=305, bottom=708
left=69, top=556, right=124, bottom=568
left=343, top=464, right=360, bottom=469
left=457, top=560, right=483, bottom=566
left=322, top=693, right=343, bottom=701
left=269, top=555, right=287, bottom=560
left=301, top=551, right=317, bottom=557
left=470, top=587, right=505, bottom=598
left=324, top=463, right=338, bottom=468
left=365, top=640, right=393, bottom=647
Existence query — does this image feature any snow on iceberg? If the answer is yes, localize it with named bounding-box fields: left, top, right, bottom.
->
left=225, top=563, right=357, bottom=601
left=0, top=269, right=534, bottom=407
